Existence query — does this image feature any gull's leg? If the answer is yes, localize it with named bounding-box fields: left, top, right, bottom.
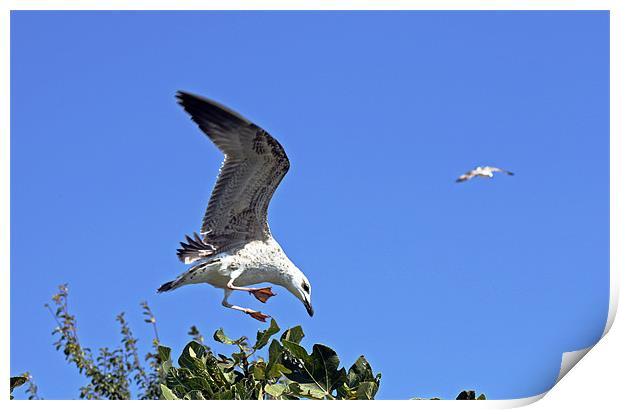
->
left=226, top=277, right=276, bottom=303
left=221, top=289, right=270, bottom=322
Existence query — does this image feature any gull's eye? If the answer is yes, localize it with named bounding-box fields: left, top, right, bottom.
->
left=301, top=282, right=310, bottom=293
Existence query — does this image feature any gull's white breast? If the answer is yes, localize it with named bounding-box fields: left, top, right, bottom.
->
left=195, top=238, right=292, bottom=289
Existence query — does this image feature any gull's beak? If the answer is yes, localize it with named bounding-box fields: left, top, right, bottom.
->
left=303, top=297, right=314, bottom=317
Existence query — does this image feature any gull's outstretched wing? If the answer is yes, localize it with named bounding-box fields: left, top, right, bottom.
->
left=456, top=170, right=476, bottom=183
left=486, top=166, right=515, bottom=176
left=176, top=91, right=290, bottom=260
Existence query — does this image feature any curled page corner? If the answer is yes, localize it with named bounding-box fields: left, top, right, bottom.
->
left=493, top=348, right=595, bottom=409
left=498, top=266, right=617, bottom=407
left=556, top=346, right=594, bottom=383
left=552, top=267, right=618, bottom=386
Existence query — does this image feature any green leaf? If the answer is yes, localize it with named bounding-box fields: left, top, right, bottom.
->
left=347, top=356, right=375, bottom=388
left=280, top=326, right=305, bottom=344
left=158, top=345, right=172, bottom=362
left=267, top=363, right=292, bottom=379
left=265, top=383, right=286, bottom=398
left=178, top=341, right=208, bottom=371
left=477, top=393, right=487, bottom=400
left=456, top=390, right=476, bottom=400
left=213, top=328, right=235, bottom=345
left=253, top=361, right=267, bottom=380
left=160, top=384, right=179, bottom=400
left=254, top=319, right=280, bottom=350
left=338, top=356, right=380, bottom=399
left=282, top=342, right=346, bottom=396
left=267, top=339, right=282, bottom=365
left=355, top=381, right=378, bottom=399
left=10, top=376, right=28, bottom=393
left=266, top=339, right=291, bottom=379
left=282, top=340, right=310, bottom=362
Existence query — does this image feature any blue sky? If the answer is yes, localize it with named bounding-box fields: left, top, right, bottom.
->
left=10, top=11, right=609, bottom=400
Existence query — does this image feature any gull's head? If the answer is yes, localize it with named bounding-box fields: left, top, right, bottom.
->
left=283, top=266, right=313, bottom=317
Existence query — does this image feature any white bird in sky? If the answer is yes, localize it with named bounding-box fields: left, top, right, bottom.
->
left=456, top=166, right=515, bottom=183
left=158, top=91, right=313, bottom=322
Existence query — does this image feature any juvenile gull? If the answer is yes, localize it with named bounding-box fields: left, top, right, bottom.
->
left=456, top=166, right=514, bottom=183
left=158, top=91, right=313, bottom=322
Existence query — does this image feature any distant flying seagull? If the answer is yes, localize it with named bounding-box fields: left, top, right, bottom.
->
left=158, top=91, right=313, bottom=322
left=456, top=166, right=514, bottom=183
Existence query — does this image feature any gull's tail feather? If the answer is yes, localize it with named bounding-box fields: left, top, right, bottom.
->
left=177, top=232, right=216, bottom=264
left=158, top=259, right=222, bottom=294
left=157, top=280, right=178, bottom=293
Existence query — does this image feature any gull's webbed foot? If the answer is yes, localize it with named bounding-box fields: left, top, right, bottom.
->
left=246, top=310, right=270, bottom=322
left=250, top=287, right=276, bottom=303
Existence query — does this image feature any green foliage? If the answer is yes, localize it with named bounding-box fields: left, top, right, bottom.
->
left=456, top=390, right=486, bottom=400
left=159, top=318, right=381, bottom=400
left=45, top=284, right=163, bottom=399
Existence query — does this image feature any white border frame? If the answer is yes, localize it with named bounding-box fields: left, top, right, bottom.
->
left=2, top=1, right=616, bottom=408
